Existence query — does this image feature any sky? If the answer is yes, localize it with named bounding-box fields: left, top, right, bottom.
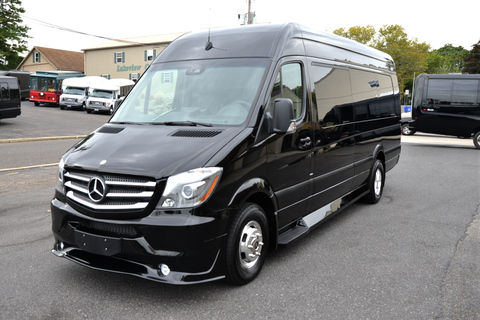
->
left=19, top=0, right=480, bottom=53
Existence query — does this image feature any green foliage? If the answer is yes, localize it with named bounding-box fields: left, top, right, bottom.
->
left=426, top=44, right=469, bottom=74
left=463, top=40, right=480, bottom=74
left=0, top=0, right=30, bottom=70
left=333, top=25, right=376, bottom=45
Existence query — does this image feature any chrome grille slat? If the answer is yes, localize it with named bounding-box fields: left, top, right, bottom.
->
left=64, top=169, right=156, bottom=212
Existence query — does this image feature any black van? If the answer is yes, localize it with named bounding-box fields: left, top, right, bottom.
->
left=0, top=70, right=30, bottom=100
left=0, top=76, right=21, bottom=120
left=406, top=73, right=480, bottom=149
left=51, top=23, right=401, bottom=285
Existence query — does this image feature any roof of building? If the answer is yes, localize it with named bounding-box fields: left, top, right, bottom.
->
left=82, top=32, right=189, bottom=51
left=18, top=46, right=84, bottom=72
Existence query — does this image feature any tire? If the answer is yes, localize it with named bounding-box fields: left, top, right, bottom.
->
left=81, top=103, right=86, bottom=111
left=86, top=109, right=92, bottom=114
left=363, top=159, right=385, bottom=204
left=109, top=106, right=114, bottom=115
left=225, top=203, right=269, bottom=285
left=34, top=102, right=39, bottom=106
left=401, top=124, right=415, bottom=135
left=474, top=131, right=480, bottom=149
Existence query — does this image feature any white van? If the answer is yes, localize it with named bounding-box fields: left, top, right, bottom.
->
left=60, top=76, right=108, bottom=111
left=86, top=79, right=134, bottom=114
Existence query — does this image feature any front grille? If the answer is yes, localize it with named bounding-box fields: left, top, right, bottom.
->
left=90, top=100, right=104, bottom=106
left=64, top=169, right=156, bottom=212
left=80, top=220, right=139, bottom=238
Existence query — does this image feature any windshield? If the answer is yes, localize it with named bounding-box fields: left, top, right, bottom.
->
left=111, top=58, right=269, bottom=126
left=64, top=87, right=86, bottom=95
left=91, top=89, right=113, bottom=99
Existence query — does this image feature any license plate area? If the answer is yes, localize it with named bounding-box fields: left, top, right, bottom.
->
left=74, top=229, right=121, bottom=256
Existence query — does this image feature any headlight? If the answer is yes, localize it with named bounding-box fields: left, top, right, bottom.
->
left=55, top=156, right=66, bottom=194
left=57, top=156, right=65, bottom=182
left=158, top=167, right=222, bottom=208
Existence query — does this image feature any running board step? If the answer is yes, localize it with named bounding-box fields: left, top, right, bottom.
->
left=277, top=223, right=309, bottom=245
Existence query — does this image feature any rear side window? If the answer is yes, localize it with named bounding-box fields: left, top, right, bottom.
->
left=1, top=82, right=9, bottom=100
left=269, top=63, right=304, bottom=119
left=427, top=79, right=480, bottom=106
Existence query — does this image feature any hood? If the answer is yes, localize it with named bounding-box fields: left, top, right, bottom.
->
left=64, top=124, right=246, bottom=179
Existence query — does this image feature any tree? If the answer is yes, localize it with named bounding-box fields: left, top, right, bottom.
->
left=426, top=44, right=469, bottom=74
left=463, top=40, right=480, bottom=74
left=0, top=0, right=30, bottom=70
left=333, top=25, right=376, bottom=45
left=373, top=25, right=430, bottom=94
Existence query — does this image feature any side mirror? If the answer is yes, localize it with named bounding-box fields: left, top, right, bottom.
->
left=272, top=98, right=296, bottom=133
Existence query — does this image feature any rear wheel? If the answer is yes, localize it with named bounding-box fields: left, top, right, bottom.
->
left=401, top=124, right=415, bottom=135
left=474, top=131, right=480, bottom=149
left=363, top=159, right=385, bottom=204
left=225, top=203, right=269, bottom=285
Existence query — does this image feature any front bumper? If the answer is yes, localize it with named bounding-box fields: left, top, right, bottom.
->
left=51, top=198, right=229, bottom=284
left=60, top=101, right=84, bottom=108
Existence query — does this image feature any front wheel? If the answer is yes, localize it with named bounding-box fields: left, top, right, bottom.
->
left=474, top=131, right=480, bottom=149
left=225, top=203, right=269, bottom=285
left=363, top=159, right=385, bottom=204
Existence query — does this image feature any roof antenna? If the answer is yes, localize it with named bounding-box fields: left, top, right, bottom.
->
left=205, top=8, right=214, bottom=51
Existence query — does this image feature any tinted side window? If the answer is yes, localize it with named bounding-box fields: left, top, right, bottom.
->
left=350, top=69, right=394, bottom=118
left=427, top=79, right=453, bottom=105
left=1, top=82, right=9, bottom=101
left=310, top=63, right=352, bottom=126
left=452, top=80, right=478, bottom=105
left=270, top=63, right=303, bottom=119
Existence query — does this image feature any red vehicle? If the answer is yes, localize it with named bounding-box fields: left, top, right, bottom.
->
left=29, top=71, right=84, bottom=106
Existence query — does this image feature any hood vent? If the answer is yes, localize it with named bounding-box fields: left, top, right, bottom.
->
left=98, top=126, right=125, bottom=134
left=171, top=130, right=223, bottom=138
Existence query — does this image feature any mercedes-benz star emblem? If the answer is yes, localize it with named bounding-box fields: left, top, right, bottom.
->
left=88, top=176, right=107, bottom=203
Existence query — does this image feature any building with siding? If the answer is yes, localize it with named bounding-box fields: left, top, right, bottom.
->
left=17, top=47, right=84, bottom=73
left=82, top=32, right=186, bottom=80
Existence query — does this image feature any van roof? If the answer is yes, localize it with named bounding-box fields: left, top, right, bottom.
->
left=156, top=23, right=394, bottom=70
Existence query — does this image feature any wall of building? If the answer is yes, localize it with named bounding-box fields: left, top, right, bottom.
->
left=84, top=44, right=169, bottom=80
left=19, top=49, right=56, bottom=72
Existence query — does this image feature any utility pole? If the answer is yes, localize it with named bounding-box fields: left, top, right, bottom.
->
left=238, top=0, right=255, bottom=25
left=247, top=0, right=253, bottom=24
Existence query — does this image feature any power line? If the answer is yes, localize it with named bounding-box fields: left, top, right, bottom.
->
left=21, top=14, right=146, bottom=46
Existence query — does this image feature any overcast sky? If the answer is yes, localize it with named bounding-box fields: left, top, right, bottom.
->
left=20, top=0, right=479, bottom=52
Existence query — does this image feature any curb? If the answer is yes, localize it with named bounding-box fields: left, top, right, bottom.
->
left=0, top=135, right=86, bottom=144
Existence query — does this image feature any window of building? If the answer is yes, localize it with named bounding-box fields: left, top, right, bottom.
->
left=33, top=52, right=41, bottom=63
left=130, top=73, right=140, bottom=81
left=115, top=52, right=125, bottom=64
left=145, top=49, right=156, bottom=61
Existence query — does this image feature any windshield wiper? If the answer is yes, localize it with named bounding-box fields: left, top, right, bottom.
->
left=160, top=121, right=213, bottom=127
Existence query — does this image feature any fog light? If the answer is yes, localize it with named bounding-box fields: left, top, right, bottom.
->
left=159, top=264, right=170, bottom=276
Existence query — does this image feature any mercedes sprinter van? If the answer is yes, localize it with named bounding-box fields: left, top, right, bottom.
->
left=51, top=23, right=401, bottom=285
